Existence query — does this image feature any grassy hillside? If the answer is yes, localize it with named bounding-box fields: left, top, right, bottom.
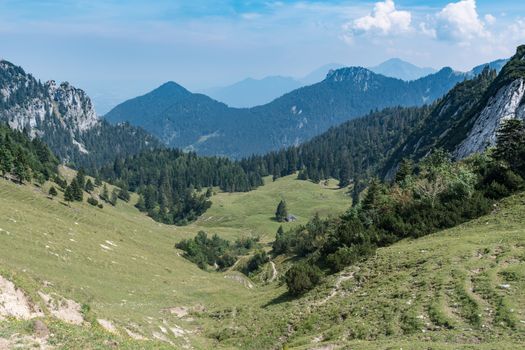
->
left=0, top=173, right=349, bottom=349
left=1, top=172, right=524, bottom=349
left=205, top=193, right=525, bottom=349
left=194, top=176, right=349, bottom=242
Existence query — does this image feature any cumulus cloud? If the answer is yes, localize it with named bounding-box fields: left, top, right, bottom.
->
left=432, top=0, right=489, bottom=42
left=345, top=0, right=412, bottom=36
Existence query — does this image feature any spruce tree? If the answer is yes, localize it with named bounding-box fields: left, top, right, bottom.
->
left=64, top=184, right=75, bottom=203
left=494, top=119, right=525, bottom=176
left=13, top=154, right=30, bottom=184
left=75, top=168, right=86, bottom=189
left=101, top=184, right=109, bottom=201
left=0, top=147, right=13, bottom=177
left=275, top=200, right=288, bottom=222
left=85, top=179, right=94, bottom=193
left=110, top=188, right=118, bottom=206
left=94, top=176, right=102, bottom=187
left=395, top=158, right=414, bottom=184
left=48, top=186, right=58, bottom=197
left=70, top=178, right=83, bottom=201
left=118, top=187, right=130, bottom=202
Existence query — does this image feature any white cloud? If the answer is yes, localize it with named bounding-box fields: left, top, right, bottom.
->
left=345, top=0, right=412, bottom=36
left=484, top=14, right=496, bottom=25
left=433, top=0, right=489, bottom=42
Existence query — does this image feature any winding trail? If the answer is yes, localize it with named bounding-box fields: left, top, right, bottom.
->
left=317, top=271, right=355, bottom=306
left=269, top=261, right=278, bottom=282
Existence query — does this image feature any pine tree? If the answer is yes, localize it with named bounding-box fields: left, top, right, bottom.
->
left=70, top=178, right=83, bottom=201
left=0, top=147, right=13, bottom=177
left=118, top=187, right=130, bottom=202
left=94, top=176, right=102, bottom=187
left=136, top=194, right=146, bottom=211
left=395, top=158, right=414, bottom=184
left=85, top=179, right=94, bottom=193
left=64, top=184, right=75, bottom=203
left=101, top=184, right=109, bottom=201
left=494, top=119, right=525, bottom=176
left=205, top=187, right=213, bottom=198
left=297, top=169, right=308, bottom=181
left=110, top=188, right=118, bottom=206
left=362, top=178, right=382, bottom=211
left=13, top=153, right=30, bottom=184
left=48, top=186, right=58, bottom=197
left=75, top=168, right=86, bottom=189
left=275, top=200, right=288, bottom=222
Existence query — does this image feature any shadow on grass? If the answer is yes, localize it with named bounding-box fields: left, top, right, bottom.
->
left=262, top=291, right=295, bottom=308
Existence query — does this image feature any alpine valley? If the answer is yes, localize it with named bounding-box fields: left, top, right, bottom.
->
left=1, top=23, right=525, bottom=350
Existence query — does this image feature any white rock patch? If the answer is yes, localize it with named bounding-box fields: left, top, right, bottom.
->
left=0, top=276, right=43, bottom=320
left=38, top=292, right=83, bottom=325
left=97, top=319, right=118, bottom=334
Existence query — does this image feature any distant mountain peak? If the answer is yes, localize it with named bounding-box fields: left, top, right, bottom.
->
left=326, top=67, right=376, bottom=83
left=155, top=81, right=191, bottom=94
left=369, top=58, right=437, bottom=81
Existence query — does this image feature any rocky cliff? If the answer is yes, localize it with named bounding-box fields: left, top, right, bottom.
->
left=0, top=59, right=161, bottom=167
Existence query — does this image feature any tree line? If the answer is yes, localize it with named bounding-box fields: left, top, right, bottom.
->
left=98, top=148, right=264, bottom=225
left=0, top=123, right=58, bottom=184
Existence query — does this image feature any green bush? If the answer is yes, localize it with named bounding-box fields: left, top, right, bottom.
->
left=284, top=262, right=322, bottom=295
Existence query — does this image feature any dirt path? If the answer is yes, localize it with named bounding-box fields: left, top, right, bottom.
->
left=269, top=261, right=277, bottom=282
left=317, top=271, right=354, bottom=306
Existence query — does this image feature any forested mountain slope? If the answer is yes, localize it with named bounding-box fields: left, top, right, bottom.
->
left=105, top=67, right=466, bottom=158
left=0, top=60, right=162, bottom=168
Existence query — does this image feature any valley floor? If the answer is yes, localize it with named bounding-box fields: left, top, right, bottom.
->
left=0, top=175, right=524, bottom=349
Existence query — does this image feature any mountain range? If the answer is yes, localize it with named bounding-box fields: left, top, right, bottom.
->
left=105, top=66, right=470, bottom=158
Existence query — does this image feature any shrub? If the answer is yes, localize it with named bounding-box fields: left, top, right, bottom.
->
left=284, top=262, right=322, bottom=295
left=87, top=197, right=99, bottom=206
left=243, top=250, right=269, bottom=274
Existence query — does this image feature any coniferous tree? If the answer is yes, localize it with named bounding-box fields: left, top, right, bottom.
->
left=395, top=158, right=414, bottom=184
left=118, top=187, right=130, bottom=202
left=275, top=200, right=288, bottom=222
left=205, top=187, right=213, bottom=198
left=110, top=188, right=118, bottom=206
left=75, top=168, right=86, bottom=189
left=70, top=178, right=83, bottom=201
left=297, top=169, right=308, bottom=181
left=13, top=152, right=30, bottom=184
left=0, top=147, right=13, bottom=177
left=101, top=184, right=109, bottom=202
left=135, top=194, right=146, bottom=211
left=94, top=176, right=102, bottom=187
left=84, top=179, right=94, bottom=193
left=48, top=186, right=58, bottom=197
left=64, top=184, right=75, bottom=203
left=493, top=119, right=525, bottom=176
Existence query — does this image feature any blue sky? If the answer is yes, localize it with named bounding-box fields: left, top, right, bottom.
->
left=1, top=0, right=524, bottom=113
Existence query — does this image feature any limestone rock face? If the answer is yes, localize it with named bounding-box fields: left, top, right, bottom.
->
left=0, top=60, right=99, bottom=153
left=455, top=78, right=525, bottom=159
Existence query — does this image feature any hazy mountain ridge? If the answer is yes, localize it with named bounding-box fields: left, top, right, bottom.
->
left=369, top=58, right=437, bottom=81
left=106, top=66, right=467, bottom=158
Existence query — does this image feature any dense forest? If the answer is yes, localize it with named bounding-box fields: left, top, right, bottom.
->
left=50, top=120, right=164, bottom=170
left=240, top=106, right=430, bottom=187
left=275, top=119, right=525, bottom=295
left=99, top=149, right=264, bottom=225
left=0, top=123, right=58, bottom=183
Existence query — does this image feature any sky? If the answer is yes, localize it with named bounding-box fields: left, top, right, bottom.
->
left=1, top=0, right=525, bottom=114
